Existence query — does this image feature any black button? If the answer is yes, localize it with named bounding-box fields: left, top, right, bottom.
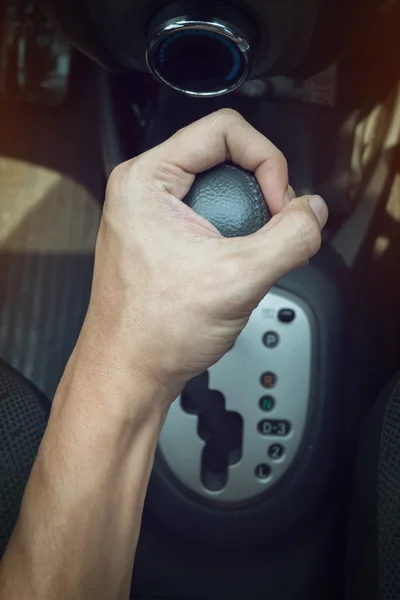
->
left=254, top=463, right=271, bottom=480
left=259, top=395, right=275, bottom=412
left=260, top=372, right=277, bottom=389
left=278, top=308, right=295, bottom=323
left=262, top=331, right=279, bottom=348
left=268, top=444, right=285, bottom=460
left=258, top=419, right=291, bottom=437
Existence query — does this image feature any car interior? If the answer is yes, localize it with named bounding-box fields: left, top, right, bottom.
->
left=1, top=0, right=400, bottom=598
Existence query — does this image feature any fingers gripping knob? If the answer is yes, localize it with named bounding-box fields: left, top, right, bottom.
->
left=183, top=163, right=271, bottom=237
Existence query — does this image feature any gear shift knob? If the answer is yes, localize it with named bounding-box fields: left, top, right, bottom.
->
left=184, top=163, right=271, bottom=237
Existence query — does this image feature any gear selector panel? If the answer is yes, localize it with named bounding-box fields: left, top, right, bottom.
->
left=159, top=287, right=315, bottom=506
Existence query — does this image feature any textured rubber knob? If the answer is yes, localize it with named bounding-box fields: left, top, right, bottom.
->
left=184, top=162, right=271, bottom=237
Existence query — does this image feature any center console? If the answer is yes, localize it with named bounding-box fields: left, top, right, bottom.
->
left=97, top=70, right=349, bottom=599
left=134, top=109, right=346, bottom=598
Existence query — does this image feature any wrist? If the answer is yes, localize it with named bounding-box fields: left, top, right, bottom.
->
left=73, top=322, right=177, bottom=409
left=50, top=342, right=174, bottom=455
left=78, top=307, right=185, bottom=404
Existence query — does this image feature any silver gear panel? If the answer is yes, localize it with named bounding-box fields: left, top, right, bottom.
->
left=159, top=287, right=315, bottom=506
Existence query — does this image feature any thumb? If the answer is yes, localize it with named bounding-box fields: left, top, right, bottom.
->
left=239, top=195, right=328, bottom=291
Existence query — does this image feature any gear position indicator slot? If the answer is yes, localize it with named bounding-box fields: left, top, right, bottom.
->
left=159, top=288, right=315, bottom=506
left=182, top=375, right=243, bottom=491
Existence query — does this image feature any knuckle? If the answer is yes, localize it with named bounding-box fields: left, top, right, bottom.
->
left=277, top=150, right=288, bottom=170
left=172, top=125, right=188, bottom=140
left=107, top=158, right=136, bottom=191
left=105, top=158, right=140, bottom=215
left=107, top=162, right=124, bottom=190
left=260, top=151, right=287, bottom=175
left=214, top=108, right=243, bottom=124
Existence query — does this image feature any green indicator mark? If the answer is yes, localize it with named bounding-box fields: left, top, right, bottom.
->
left=259, top=396, right=275, bottom=412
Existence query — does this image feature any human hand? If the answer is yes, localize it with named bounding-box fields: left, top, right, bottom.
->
left=83, top=109, right=328, bottom=400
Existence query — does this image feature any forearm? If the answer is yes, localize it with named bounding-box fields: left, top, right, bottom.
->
left=0, top=334, right=171, bottom=600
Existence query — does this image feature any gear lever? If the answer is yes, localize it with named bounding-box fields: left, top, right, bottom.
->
left=183, top=162, right=271, bottom=237
left=159, top=159, right=315, bottom=506
left=178, top=162, right=271, bottom=495
left=154, top=155, right=341, bottom=548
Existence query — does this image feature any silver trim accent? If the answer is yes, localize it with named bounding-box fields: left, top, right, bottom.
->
left=146, top=17, right=252, bottom=97
left=159, top=288, right=315, bottom=506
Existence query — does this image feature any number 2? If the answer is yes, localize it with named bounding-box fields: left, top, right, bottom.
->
left=271, top=446, right=280, bottom=458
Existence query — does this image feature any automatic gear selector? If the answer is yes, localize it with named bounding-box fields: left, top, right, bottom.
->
left=151, top=160, right=342, bottom=544
left=159, top=163, right=314, bottom=505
